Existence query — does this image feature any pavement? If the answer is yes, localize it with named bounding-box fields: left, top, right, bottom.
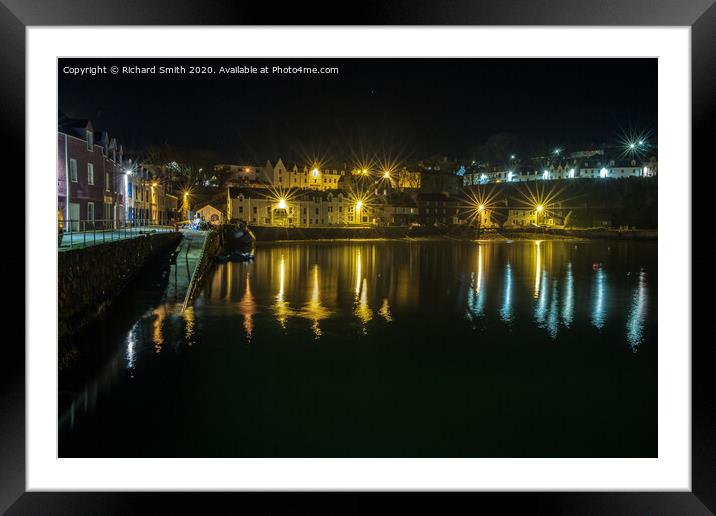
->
left=58, top=226, right=176, bottom=250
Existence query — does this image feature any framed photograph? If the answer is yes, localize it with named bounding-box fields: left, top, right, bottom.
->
left=5, top=0, right=710, bottom=513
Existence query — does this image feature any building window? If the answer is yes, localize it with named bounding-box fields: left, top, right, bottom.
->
left=86, top=131, right=94, bottom=151
left=70, top=159, right=78, bottom=182
left=87, top=202, right=95, bottom=222
left=105, top=172, right=110, bottom=191
left=87, top=163, right=94, bottom=185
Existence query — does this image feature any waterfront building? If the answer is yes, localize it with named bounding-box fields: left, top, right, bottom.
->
left=416, top=192, right=461, bottom=225
left=261, top=159, right=347, bottom=191
left=195, top=200, right=225, bottom=225
left=504, top=201, right=566, bottom=228
left=373, top=192, right=419, bottom=226
left=227, top=186, right=375, bottom=227
left=58, top=117, right=115, bottom=230
left=462, top=148, right=657, bottom=185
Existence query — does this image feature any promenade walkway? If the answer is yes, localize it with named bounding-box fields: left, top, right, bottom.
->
left=58, top=225, right=176, bottom=250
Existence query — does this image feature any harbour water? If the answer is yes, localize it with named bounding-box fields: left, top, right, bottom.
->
left=59, top=239, right=657, bottom=457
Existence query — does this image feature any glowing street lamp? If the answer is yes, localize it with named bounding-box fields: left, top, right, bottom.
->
left=536, top=204, right=544, bottom=213
left=478, top=204, right=485, bottom=212
left=356, top=200, right=363, bottom=212
left=277, top=198, right=287, bottom=209
left=383, top=171, right=391, bottom=179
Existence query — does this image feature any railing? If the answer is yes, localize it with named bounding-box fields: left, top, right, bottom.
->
left=58, top=218, right=178, bottom=249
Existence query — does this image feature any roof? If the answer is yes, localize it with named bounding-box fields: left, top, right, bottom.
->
left=383, top=192, right=417, bottom=207
left=228, top=186, right=272, bottom=199
left=58, top=117, right=93, bottom=139
left=195, top=199, right=225, bottom=212
left=417, top=192, right=454, bottom=202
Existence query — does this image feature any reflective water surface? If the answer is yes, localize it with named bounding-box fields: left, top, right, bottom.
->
left=60, top=240, right=657, bottom=457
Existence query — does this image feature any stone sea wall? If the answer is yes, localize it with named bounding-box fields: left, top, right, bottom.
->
left=58, top=232, right=182, bottom=338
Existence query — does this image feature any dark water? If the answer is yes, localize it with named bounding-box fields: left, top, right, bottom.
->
left=59, top=239, right=657, bottom=457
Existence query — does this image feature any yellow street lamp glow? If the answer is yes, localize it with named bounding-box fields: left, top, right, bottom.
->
left=536, top=204, right=544, bottom=213
left=362, top=169, right=368, bottom=175
left=152, top=182, right=158, bottom=187
left=383, top=171, right=390, bottom=179
left=183, top=191, right=189, bottom=197
left=277, top=198, right=287, bottom=209
left=312, top=168, right=319, bottom=177
left=478, top=204, right=485, bottom=212
left=356, top=200, right=363, bottom=211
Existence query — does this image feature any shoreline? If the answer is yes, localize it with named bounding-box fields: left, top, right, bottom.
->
left=252, top=230, right=655, bottom=245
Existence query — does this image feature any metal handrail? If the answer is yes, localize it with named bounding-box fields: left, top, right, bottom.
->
left=58, top=218, right=179, bottom=249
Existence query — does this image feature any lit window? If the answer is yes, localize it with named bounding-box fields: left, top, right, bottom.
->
left=87, top=163, right=94, bottom=185
left=70, top=159, right=78, bottom=182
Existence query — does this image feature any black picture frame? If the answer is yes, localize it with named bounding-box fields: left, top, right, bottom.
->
left=3, top=1, right=710, bottom=513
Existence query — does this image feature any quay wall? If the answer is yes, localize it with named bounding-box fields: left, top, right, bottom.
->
left=244, top=225, right=655, bottom=242
left=499, top=227, right=657, bottom=241
left=247, top=225, right=473, bottom=242
left=58, top=232, right=182, bottom=339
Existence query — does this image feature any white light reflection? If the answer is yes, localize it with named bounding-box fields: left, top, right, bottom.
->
left=561, top=263, right=574, bottom=328
left=547, top=281, right=559, bottom=339
left=592, top=268, right=607, bottom=329
left=626, top=269, right=648, bottom=351
left=125, top=322, right=138, bottom=374
left=535, top=269, right=549, bottom=326
left=499, top=263, right=513, bottom=323
left=534, top=241, right=542, bottom=299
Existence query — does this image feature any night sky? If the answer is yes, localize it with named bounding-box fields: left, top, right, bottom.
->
left=58, top=58, right=657, bottom=164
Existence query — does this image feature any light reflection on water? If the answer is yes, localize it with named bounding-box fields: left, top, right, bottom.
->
left=194, top=240, right=655, bottom=350
left=592, top=268, right=607, bottom=329
left=626, top=268, right=648, bottom=351
left=60, top=239, right=658, bottom=458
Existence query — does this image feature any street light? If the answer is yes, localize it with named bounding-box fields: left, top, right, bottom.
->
left=478, top=204, right=485, bottom=212
left=277, top=198, right=287, bottom=209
